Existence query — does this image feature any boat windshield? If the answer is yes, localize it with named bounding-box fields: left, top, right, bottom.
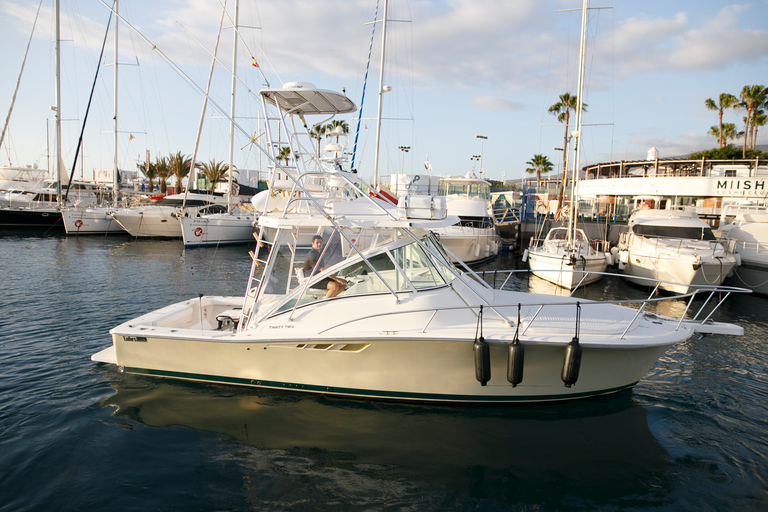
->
left=268, top=231, right=456, bottom=317
left=440, top=180, right=490, bottom=199
left=633, top=225, right=716, bottom=240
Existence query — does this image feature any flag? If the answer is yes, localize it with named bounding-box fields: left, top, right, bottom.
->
left=251, top=56, right=259, bottom=68
left=129, top=134, right=134, bottom=141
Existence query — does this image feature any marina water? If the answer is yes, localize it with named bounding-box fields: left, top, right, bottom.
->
left=1, top=232, right=767, bottom=511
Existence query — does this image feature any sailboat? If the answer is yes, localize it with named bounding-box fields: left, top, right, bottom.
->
left=62, top=0, right=126, bottom=235
left=179, top=0, right=259, bottom=248
left=525, top=0, right=608, bottom=289
left=0, top=0, right=66, bottom=230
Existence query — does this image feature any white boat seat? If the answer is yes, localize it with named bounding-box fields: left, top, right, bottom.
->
left=216, top=308, right=242, bottom=330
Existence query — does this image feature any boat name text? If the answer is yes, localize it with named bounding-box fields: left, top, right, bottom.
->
left=123, top=336, right=147, bottom=342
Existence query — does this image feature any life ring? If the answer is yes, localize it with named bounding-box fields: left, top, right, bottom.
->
left=194, top=227, right=203, bottom=237
left=74, top=219, right=83, bottom=228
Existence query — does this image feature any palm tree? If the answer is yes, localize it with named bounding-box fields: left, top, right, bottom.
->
left=705, top=93, right=739, bottom=148
left=326, top=119, right=349, bottom=142
left=548, top=92, right=586, bottom=209
left=740, top=85, right=766, bottom=156
left=154, top=156, right=170, bottom=194
left=721, top=123, right=744, bottom=146
left=754, top=112, right=767, bottom=148
left=309, top=124, right=328, bottom=156
left=168, top=151, right=194, bottom=194
left=525, top=154, right=554, bottom=190
left=137, top=160, right=156, bottom=193
left=275, top=146, right=292, bottom=165
left=197, top=159, right=231, bottom=191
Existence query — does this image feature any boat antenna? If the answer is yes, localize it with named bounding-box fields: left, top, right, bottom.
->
left=350, top=0, right=380, bottom=171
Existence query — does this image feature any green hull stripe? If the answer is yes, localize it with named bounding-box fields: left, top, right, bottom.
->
left=124, top=366, right=637, bottom=403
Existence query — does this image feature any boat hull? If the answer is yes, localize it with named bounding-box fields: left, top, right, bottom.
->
left=112, top=208, right=182, bottom=238
left=180, top=213, right=257, bottom=247
left=527, top=250, right=607, bottom=289
left=103, top=294, right=682, bottom=404
left=622, top=253, right=736, bottom=294
left=0, top=207, right=63, bottom=230
left=435, top=226, right=501, bottom=264
left=62, top=207, right=125, bottom=234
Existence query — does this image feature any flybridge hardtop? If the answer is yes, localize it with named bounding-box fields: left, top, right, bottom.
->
left=260, top=82, right=357, bottom=116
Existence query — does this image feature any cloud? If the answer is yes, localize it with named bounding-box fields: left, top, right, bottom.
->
left=472, top=96, right=525, bottom=112
left=612, top=5, right=768, bottom=76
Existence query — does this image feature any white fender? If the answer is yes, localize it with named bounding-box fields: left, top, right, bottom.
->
left=605, top=252, right=613, bottom=266
left=522, top=249, right=529, bottom=262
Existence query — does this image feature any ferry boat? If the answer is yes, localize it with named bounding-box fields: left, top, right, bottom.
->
left=578, top=154, right=768, bottom=221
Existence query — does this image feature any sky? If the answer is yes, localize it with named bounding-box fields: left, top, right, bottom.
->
left=0, top=0, right=767, bottom=188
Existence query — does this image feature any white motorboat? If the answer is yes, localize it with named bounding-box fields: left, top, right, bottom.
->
left=434, top=174, right=501, bottom=264
left=110, top=193, right=228, bottom=238
left=524, top=0, right=607, bottom=288
left=93, top=150, right=747, bottom=403
left=616, top=209, right=738, bottom=294
left=718, top=205, right=768, bottom=294
left=491, top=190, right=521, bottom=248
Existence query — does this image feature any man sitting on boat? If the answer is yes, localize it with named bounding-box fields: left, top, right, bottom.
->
left=303, top=235, right=347, bottom=298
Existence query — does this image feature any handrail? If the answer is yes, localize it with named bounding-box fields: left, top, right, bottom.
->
left=313, top=279, right=748, bottom=337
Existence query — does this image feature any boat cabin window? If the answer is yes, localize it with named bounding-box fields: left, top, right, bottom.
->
left=458, top=216, right=493, bottom=228
left=633, top=225, right=716, bottom=240
left=439, top=181, right=490, bottom=200
left=272, top=234, right=455, bottom=315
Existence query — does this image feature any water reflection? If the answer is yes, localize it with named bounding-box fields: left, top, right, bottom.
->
left=102, top=374, right=672, bottom=508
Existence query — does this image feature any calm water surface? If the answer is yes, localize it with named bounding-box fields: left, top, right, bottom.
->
left=1, top=233, right=767, bottom=511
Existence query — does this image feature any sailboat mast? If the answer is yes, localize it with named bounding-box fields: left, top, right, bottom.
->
left=112, top=0, right=119, bottom=207
left=228, top=0, right=239, bottom=212
left=567, top=0, right=588, bottom=242
left=54, top=0, right=62, bottom=207
left=372, top=0, right=388, bottom=187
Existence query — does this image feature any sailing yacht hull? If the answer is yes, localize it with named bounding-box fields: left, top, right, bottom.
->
left=62, top=207, right=125, bottom=234
left=180, top=213, right=258, bottom=247
left=527, top=251, right=607, bottom=288
left=0, top=207, right=63, bottom=230
left=111, top=207, right=182, bottom=238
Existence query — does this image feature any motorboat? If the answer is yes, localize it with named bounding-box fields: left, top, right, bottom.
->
left=433, top=173, right=501, bottom=264
left=491, top=190, right=521, bottom=248
left=525, top=226, right=610, bottom=289
left=718, top=204, right=768, bottom=294
left=110, top=193, right=228, bottom=238
left=616, top=209, right=738, bottom=293
left=93, top=148, right=747, bottom=404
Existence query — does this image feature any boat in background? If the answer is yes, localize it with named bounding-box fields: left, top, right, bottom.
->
left=433, top=173, right=501, bottom=264
left=525, top=0, right=607, bottom=288
left=111, top=193, right=228, bottom=238
left=718, top=203, right=768, bottom=294
left=616, top=208, right=738, bottom=294
left=491, top=190, right=521, bottom=248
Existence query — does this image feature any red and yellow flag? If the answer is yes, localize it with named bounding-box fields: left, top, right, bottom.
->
left=251, top=57, right=259, bottom=68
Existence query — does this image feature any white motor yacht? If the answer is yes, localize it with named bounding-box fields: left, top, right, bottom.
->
left=616, top=209, right=738, bottom=293
left=434, top=174, right=501, bottom=264
left=718, top=205, right=768, bottom=294
left=93, top=161, right=747, bottom=404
